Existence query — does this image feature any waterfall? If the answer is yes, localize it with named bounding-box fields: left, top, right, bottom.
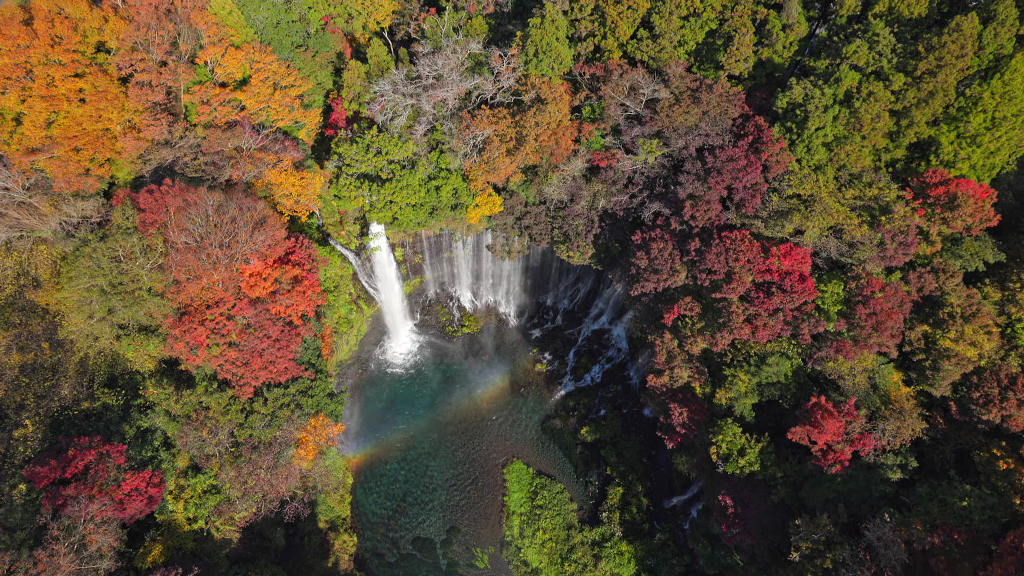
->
left=318, top=218, right=632, bottom=379
left=663, top=481, right=703, bottom=509
left=367, top=223, right=418, bottom=362
left=418, top=229, right=632, bottom=390
left=316, top=213, right=419, bottom=364
left=419, top=229, right=526, bottom=322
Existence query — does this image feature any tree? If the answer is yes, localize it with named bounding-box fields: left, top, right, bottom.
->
left=0, top=161, right=106, bottom=244
left=566, top=0, right=651, bottom=60
left=959, top=365, right=1024, bottom=433
left=689, top=0, right=808, bottom=81
left=685, top=229, right=820, bottom=349
left=981, top=528, right=1024, bottom=576
left=0, top=242, right=100, bottom=494
left=763, top=168, right=920, bottom=270
left=166, top=234, right=325, bottom=398
left=23, top=437, right=165, bottom=524
left=254, top=163, right=327, bottom=219
left=128, top=180, right=286, bottom=305
left=126, top=180, right=325, bottom=397
left=370, top=15, right=521, bottom=142
left=708, top=419, right=767, bottom=476
left=187, top=13, right=321, bottom=144
left=674, top=115, right=792, bottom=228
left=293, top=414, right=345, bottom=469
left=115, top=0, right=204, bottom=146
left=627, top=0, right=726, bottom=69
left=907, top=168, right=1000, bottom=253
left=148, top=372, right=348, bottom=542
left=328, top=126, right=473, bottom=230
left=459, top=77, right=577, bottom=196
left=522, top=4, right=573, bottom=79
left=890, top=13, right=980, bottom=158
left=56, top=202, right=170, bottom=370
left=930, top=52, right=1024, bottom=183
left=645, top=332, right=710, bottom=448
left=9, top=501, right=124, bottom=576
left=772, top=21, right=903, bottom=176
left=502, top=460, right=638, bottom=576
left=821, top=274, right=912, bottom=363
left=629, top=227, right=687, bottom=296
left=229, top=0, right=392, bottom=107
left=787, top=395, right=878, bottom=474
left=0, top=0, right=142, bottom=193
left=903, top=269, right=1000, bottom=394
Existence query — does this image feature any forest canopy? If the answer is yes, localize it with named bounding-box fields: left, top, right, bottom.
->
left=2, top=0, right=1024, bottom=575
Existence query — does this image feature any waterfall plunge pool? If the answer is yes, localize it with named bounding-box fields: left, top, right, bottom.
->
left=342, top=322, right=583, bottom=576
left=335, top=227, right=635, bottom=575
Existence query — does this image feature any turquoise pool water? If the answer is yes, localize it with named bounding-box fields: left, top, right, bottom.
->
left=343, top=325, right=581, bottom=575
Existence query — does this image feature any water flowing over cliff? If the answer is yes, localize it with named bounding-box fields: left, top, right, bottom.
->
left=366, top=223, right=418, bottom=362
left=415, top=229, right=631, bottom=389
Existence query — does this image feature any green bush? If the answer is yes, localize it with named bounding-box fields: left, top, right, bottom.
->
left=502, top=460, right=637, bottom=576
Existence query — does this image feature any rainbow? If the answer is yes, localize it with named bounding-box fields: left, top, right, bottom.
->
left=343, top=364, right=521, bottom=471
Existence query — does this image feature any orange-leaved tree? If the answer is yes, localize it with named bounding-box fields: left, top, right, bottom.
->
left=188, top=13, right=321, bottom=145
left=115, top=0, right=206, bottom=145
left=0, top=0, right=142, bottom=193
left=293, top=413, right=345, bottom=469
left=254, top=162, right=329, bottom=219
left=459, top=77, right=577, bottom=223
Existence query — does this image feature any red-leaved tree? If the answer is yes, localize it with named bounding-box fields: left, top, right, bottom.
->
left=324, top=97, right=350, bottom=138
left=908, top=168, right=1000, bottom=252
left=629, top=227, right=688, bottom=296
left=165, top=234, right=325, bottom=398
left=959, top=365, right=1024, bottom=433
left=122, top=180, right=325, bottom=397
left=822, top=274, right=912, bottom=362
left=687, top=229, right=820, bottom=349
left=23, top=437, right=164, bottom=523
left=672, top=115, right=793, bottom=229
left=981, top=528, right=1024, bottom=576
left=787, top=395, right=878, bottom=474
left=645, top=332, right=710, bottom=448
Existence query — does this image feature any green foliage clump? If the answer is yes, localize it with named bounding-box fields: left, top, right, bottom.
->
left=56, top=202, right=170, bottom=371
left=708, top=418, right=767, bottom=476
left=502, top=460, right=638, bottom=576
left=227, top=0, right=381, bottom=108
left=522, top=4, right=573, bottom=79
left=327, top=127, right=474, bottom=230
left=441, top=310, right=482, bottom=338
left=317, top=244, right=372, bottom=363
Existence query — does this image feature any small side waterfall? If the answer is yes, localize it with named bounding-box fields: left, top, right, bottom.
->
left=367, top=222, right=418, bottom=362
left=663, top=481, right=703, bottom=509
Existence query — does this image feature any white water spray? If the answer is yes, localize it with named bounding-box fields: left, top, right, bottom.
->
left=418, top=230, right=632, bottom=391
left=419, top=230, right=527, bottom=322
left=315, top=212, right=419, bottom=365
left=367, top=222, right=418, bottom=363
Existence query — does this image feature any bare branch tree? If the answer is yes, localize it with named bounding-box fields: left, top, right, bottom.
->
left=369, top=10, right=523, bottom=143
left=0, top=160, right=105, bottom=245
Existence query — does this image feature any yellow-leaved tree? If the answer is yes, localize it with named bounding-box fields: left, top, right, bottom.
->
left=188, top=13, right=321, bottom=144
